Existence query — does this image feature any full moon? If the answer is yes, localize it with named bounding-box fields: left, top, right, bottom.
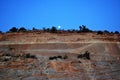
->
left=58, top=26, right=61, bottom=29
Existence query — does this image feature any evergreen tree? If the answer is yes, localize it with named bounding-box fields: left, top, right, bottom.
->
left=51, top=26, right=57, bottom=33
left=114, top=31, right=119, bottom=34
left=79, top=25, right=90, bottom=32
left=18, top=27, right=27, bottom=32
left=9, top=27, right=18, bottom=32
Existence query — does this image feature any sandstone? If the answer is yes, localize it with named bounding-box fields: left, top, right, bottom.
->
left=0, top=32, right=120, bottom=80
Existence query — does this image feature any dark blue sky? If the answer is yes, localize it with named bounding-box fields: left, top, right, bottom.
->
left=0, top=0, right=120, bottom=32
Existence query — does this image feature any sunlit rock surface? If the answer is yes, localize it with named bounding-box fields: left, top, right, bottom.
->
left=0, top=33, right=120, bottom=80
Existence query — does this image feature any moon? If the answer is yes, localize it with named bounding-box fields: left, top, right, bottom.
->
left=58, top=26, right=61, bottom=29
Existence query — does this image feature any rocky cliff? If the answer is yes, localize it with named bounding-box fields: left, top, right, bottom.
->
left=0, top=32, right=120, bottom=80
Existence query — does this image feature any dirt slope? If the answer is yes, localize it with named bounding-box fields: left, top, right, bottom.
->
left=0, top=32, right=120, bottom=80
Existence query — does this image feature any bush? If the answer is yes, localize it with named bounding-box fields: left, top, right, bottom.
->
left=0, top=53, right=12, bottom=62
left=2, top=58, right=9, bottom=62
left=9, top=27, right=18, bottom=32
left=49, top=57, right=54, bottom=60
left=30, top=55, right=37, bottom=59
left=52, top=56, right=57, bottom=60
left=57, top=55, right=62, bottom=59
left=18, top=27, right=27, bottom=32
left=77, top=51, right=90, bottom=60
left=77, top=54, right=83, bottom=58
left=0, top=31, right=3, bottom=34
left=83, top=51, right=90, bottom=60
left=49, top=55, right=67, bottom=60
left=24, top=53, right=37, bottom=59
left=79, top=25, right=91, bottom=32
left=25, top=53, right=30, bottom=58
left=49, top=56, right=57, bottom=60
left=104, top=30, right=109, bottom=33
left=4, top=53, right=11, bottom=56
left=32, top=27, right=38, bottom=31
left=63, top=54, right=68, bottom=59
left=114, top=31, right=119, bottom=34
left=97, top=31, right=103, bottom=35
left=51, top=26, right=57, bottom=33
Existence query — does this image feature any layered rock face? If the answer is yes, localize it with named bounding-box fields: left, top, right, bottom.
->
left=0, top=43, right=120, bottom=80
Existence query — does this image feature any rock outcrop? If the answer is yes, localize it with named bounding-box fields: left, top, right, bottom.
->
left=0, top=32, right=120, bottom=80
